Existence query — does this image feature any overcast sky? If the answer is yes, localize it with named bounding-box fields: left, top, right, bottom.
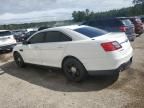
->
left=0, top=0, right=133, bottom=25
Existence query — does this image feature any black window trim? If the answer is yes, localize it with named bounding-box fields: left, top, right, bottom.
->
left=27, top=30, right=72, bottom=44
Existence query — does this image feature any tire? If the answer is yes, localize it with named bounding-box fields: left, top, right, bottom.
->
left=13, top=52, right=25, bottom=68
left=131, top=38, right=134, bottom=42
left=62, top=58, right=88, bottom=82
left=112, top=71, right=119, bottom=82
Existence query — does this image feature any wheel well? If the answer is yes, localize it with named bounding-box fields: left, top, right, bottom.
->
left=13, top=51, right=19, bottom=56
left=61, top=56, right=84, bottom=68
left=13, top=51, right=22, bottom=58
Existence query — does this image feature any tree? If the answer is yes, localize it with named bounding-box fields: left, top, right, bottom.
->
left=85, top=9, right=90, bottom=16
left=133, top=0, right=144, bottom=4
left=72, top=10, right=86, bottom=22
left=72, top=3, right=144, bottom=22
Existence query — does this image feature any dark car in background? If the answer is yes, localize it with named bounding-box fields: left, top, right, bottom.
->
left=82, top=17, right=136, bottom=41
left=141, top=17, right=144, bottom=23
left=129, top=17, right=144, bottom=35
left=12, top=30, right=26, bottom=42
left=12, top=30, right=37, bottom=42
left=140, top=17, right=144, bottom=30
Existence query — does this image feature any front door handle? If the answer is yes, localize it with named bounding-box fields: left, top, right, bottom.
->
left=34, top=46, right=39, bottom=49
left=19, top=49, right=23, bottom=52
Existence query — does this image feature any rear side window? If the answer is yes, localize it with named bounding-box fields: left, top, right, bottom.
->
left=0, top=31, right=12, bottom=37
left=74, top=27, right=108, bottom=38
left=45, top=31, right=72, bottom=42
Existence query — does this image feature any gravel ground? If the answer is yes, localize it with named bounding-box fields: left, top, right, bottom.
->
left=0, top=34, right=144, bottom=108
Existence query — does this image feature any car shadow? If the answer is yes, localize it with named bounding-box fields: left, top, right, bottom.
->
left=0, top=50, right=12, bottom=55
left=0, top=61, right=119, bottom=92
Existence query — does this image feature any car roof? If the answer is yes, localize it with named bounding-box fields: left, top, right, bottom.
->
left=29, top=25, right=90, bottom=41
left=41, top=25, right=88, bottom=31
left=0, top=30, right=10, bottom=32
left=60, top=25, right=88, bottom=29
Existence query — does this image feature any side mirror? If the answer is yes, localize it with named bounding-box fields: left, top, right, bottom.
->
left=22, top=40, right=29, bottom=45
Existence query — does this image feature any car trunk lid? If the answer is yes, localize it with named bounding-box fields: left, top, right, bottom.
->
left=93, top=32, right=132, bottom=54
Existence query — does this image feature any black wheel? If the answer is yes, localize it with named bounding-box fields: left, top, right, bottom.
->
left=131, top=38, right=134, bottom=42
left=13, top=52, right=25, bottom=68
left=62, top=58, right=88, bottom=82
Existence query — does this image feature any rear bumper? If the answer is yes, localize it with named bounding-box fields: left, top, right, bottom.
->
left=88, top=57, right=132, bottom=75
left=0, top=44, right=16, bottom=51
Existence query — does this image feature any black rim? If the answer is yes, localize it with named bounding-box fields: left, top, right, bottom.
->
left=65, top=63, right=81, bottom=79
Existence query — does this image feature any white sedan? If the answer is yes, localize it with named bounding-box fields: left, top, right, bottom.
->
left=13, top=25, right=133, bottom=82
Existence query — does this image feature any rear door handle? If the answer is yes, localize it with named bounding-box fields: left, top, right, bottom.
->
left=57, top=46, right=63, bottom=48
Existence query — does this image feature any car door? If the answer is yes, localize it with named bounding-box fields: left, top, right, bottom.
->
left=39, top=31, right=72, bottom=67
left=21, top=32, right=45, bottom=64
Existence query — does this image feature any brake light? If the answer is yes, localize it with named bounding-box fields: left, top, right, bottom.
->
left=101, top=41, right=122, bottom=52
left=119, top=26, right=128, bottom=32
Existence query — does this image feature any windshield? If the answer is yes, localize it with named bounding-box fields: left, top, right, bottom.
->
left=74, top=27, right=108, bottom=38
left=0, top=31, right=12, bottom=37
left=122, top=19, right=132, bottom=26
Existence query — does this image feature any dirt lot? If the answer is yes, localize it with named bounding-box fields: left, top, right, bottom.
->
left=0, top=34, right=144, bottom=108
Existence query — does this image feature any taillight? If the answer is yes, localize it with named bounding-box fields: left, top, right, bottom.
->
left=101, top=41, right=122, bottom=52
left=119, top=26, right=128, bottom=32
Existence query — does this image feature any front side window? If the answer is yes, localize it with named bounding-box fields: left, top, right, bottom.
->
left=45, top=31, right=72, bottom=42
left=28, top=32, right=45, bottom=44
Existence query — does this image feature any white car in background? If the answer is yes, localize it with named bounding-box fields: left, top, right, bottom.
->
left=0, top=30, right=17, bottom=51
left=13, top=25, right=133, bottom=82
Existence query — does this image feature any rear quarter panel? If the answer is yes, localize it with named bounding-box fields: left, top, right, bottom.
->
left=62, top=33, right=133, bottom=71
left=62, top=40, right=107, bottom=70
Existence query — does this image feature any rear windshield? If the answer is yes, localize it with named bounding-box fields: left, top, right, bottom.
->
left=74, top=27, right=108, bottom=38
left=141, top=18, right=144, bottom=22
left=122, top=19, right=132, bottom=26
left=0, top=31, right=12, bottom=37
